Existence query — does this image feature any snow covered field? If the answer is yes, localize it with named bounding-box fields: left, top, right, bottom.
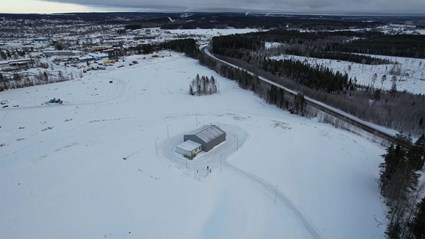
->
left=167, top=28, right=259, bottom=38
left=271, top=54, right=425, bottom=95
left=0, top=51, right=387, bottom=238
left=133, top=28, right=260, bottom=45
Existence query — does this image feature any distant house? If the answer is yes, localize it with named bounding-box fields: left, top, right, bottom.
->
left=176, top=140, right=202, bottom=159
left=184, top=125, right=226, bottom=152
left=0, top=58, right=32, bottom=70
left=79, top=53, right=108, bottom=62
left=33, top=37, right=50, bottom=43
left=91, top=45, right=113, bottom=52
left=103, top=47, right=122, bottom=60
left=43, top=50, right=82, bottom=58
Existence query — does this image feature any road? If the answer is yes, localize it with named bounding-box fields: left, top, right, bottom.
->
left=202, top=47, right=407, bottom=147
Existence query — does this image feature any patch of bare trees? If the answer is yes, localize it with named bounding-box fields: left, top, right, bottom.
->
left=0, top=70, right=71, bottom=92
left=189, top=74, right=218, bottom=96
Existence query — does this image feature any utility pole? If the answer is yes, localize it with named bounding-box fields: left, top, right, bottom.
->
left=155, top=137, right=159, bottom=156
left=274, top=185, right=279, bottom=204
left=230, top=133, right=239, bottom=151
left=220, top=154, right=223, bottom=172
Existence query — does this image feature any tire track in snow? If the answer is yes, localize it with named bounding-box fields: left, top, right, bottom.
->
left=161, top=124, right=322, bottom=239
left=223, top=161, right=322, bottom=239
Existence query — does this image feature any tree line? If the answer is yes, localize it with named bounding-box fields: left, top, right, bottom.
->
left=0, top=70, right=75, bottom=92
left=284, top=49, right=391, bottom=65
left=198, top=51, right=307, bottom=116
left=336, top=34, right=425, bottom=59
left=159, top=39, right=200, bottom=59
left=212, top=30, right=425, bottom=61
left=128, top=38, right=201, bottom=57
left=380, top=134, right=425, bottom=239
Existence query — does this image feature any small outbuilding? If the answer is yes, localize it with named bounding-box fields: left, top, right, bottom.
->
left=176, top=140, right=202, bottom=159
left=184, top=125, right=226, bottom=152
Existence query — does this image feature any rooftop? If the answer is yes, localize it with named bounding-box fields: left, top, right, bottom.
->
left=177, top=140, right=202, bottom=152
left=186, top=125, right=225, bottom=144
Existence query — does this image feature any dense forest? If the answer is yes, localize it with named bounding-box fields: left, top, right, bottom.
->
left=211, top=32, right=425, bottom=135
left=262, top=59, right=351, bottom=92
left=337, top=34, right=425, bottom=58
left=159, top=39, right=200, bottom=58
left=213, top=30, right=425, bottom=59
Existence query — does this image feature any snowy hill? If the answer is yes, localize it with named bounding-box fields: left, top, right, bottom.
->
left=0, top=51, right=387, bottom=238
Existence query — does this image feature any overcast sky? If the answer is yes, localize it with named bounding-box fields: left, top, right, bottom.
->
left=1, top=0, right=424, bottom=14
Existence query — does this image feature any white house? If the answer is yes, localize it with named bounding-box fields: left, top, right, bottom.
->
left=176, top=140, right=202, bottom=159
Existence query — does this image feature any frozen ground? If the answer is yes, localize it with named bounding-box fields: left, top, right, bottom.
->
left=271, top=54, right=425, bottom=95
left=0, top=51, right=387, bottom=238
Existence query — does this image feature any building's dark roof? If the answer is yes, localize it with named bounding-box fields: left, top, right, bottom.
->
left=186, top=125, right=225, bottom=144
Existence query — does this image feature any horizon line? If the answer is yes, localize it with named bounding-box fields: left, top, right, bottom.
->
left=0, top=10, right=424, bottom=17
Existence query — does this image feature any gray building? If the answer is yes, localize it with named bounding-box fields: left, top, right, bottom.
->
left=184, top=125, right=226, bottom=152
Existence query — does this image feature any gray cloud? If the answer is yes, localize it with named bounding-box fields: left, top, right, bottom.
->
left=41, top=0, right=425, bottom=14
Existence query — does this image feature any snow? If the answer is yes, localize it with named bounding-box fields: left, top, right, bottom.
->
left=265, top=41, right=284, bottom=49
left=377, top=24, right=425, bottom=35
left=0, top=51, right=387, bottom=238
left=130, top=27, right=260, bottom=46
left=166, top=28, right=260, bottom=38
left=271, top=54, right=425, bottom=95
left=176, top=140, right=201, bottom=152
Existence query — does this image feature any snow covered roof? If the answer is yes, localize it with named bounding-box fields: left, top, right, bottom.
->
left=176, top=140, right=201, bottom=152
left=186, top=125, right=225, bottom=144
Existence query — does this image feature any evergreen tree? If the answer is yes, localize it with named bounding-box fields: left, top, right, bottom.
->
left=196, top=78, right=201, bottom=95
left=0, top=51, right=6, bottom=60
left=371, top=73, right=378, bottom=88
left=380, top=136, right=422, bottom=238
left=190, top=75, right=218, bottom=96
left=202, top=76, right=207, bottom=94
left=407, top=134, right=425, bottom=171
left=386, top=222, right=402, bottom=239
left=189, top=85, right=194, bottom=96
left=380, top=145, right=402, bottom=202
left=13, top=73, right=21, bottom=81
left=381, top=75, right=387, bottom=89
left=409, top=197, right=425, bottom=239
left=58, top=71, right=64, bottom=81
